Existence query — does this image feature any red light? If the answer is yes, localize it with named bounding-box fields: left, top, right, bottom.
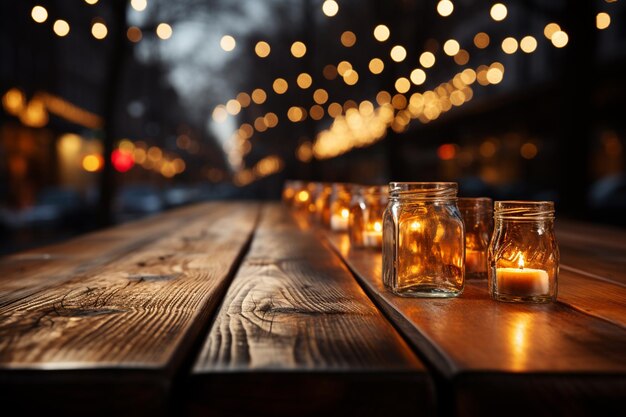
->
left=437, top=144, right=456, bottom=160
left=111, top=149, right=135, bottom=172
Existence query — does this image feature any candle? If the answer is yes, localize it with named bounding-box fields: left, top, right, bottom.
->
left=331, top=208, right=350, bottom=231
left=496, top=254, right=549, bottom=296
left=362, top=221, right=383, bottom=247
left=466, top=249, right=487, bottom=273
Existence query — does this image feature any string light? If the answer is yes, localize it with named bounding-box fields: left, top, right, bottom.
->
left=520, top=36, right=537, bottom=53
left=31, top=6, right=48, bottom=23
left=322, top=0, right=339, bottom=17
left=53, top=20, right=70, bottom=37
left=410, top=69, right=426, bottom=85
left=474, top=32, right=490, bottom=49
left=490, top=3, right=508, bottom=21
left=443, top=39, right=460, bottom=56
left=420, top=52, right=436, bottom=68
left=220, top=35, right=236, bottom=51
left=251, top=88, right=266, bottom=104
left=390, top=45, right=407, bottom=62
left=395, top=78, right=411, bottom=94
left=156, top=23, right=172, bottom=40
left=373, top=25, right=390, bottom=42
left=130, top=0, right=147, bottom=12
left=255, top=41, right=271, bottom=57
left=272, top=78, right=288, bottom=94
left=596, top=12, right=611, bottom=30
left=543, top=23, right=561, bottom=39
left=437, top=1, right=454, bottom=17
left=341, top=31, right=357, bottom=47
left=92, top=22, right=108, bottom=40
left=291, top=41, right=307, bottom=58
left=127, top=26, right=142, bottom=42
left=501, top=37, right=518, bottom=54
left=551, top=30, right=568, bottom=48
left=297, top=73, right=313, bottom=89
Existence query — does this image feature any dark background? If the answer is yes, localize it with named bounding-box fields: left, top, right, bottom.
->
left=1, top=0, right=625, bottom=254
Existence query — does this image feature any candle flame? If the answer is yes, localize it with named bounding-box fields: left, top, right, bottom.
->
left=341, top=208, right=349, bottom=219
left=297, top=190, right=309, bottom=202
left=518, top=253, right=525, bottom=270
left=373, top=221, right=382, bottom=232
left=410, top=221, right=421, bottom=231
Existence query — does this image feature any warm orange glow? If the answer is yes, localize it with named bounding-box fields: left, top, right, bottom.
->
left=443, top=39, right=460, bottom=56
left=543, top=23, right=561, bottom=40
left=130, top=0, right=147, bottom=11
left=390, top=45, right=407, bottom=62
left=82, top=154, right=104, bottom=172
left=520, top=142, right=538, bottom=159
left=474, top=32, right=490, bottom=49
left=337, top=61, right=352, bottom=76
left=264, top=112, right=279, bottom=128
left=437, top=0, right=454, bottom=17
left=343, top=69, right=359, bottom=85
left=410, top=69, right=426, bottom=85
left=220, top=35, right=236, bottom=51
left=323, top=64, right=338, bottom=80
left=486, top=67, right=504, bottom=84
left=156, top=23, right=172, bottom=40
left=395, top=77, right=411, bottom=93
left=313, top=88, right=329, bottom=104
left=341, top=31, right=356, bottom=47
left=597, top=12, right=611, bottom=30
left=212, top=105, right=228, bottom=123
left=373, top=25, right=390, bottom=42
left=310, top=105, right=324, bottom=120
left=490, top=3, right=507, bottom=21
left=328, top=102, right=343, bottom=118
left=520, top=36, right=537, bottom=53
left=226, top=99, right=241, bottom=115
left=287, top=106, right=305, bottom=122
left=2, top=88, right=26, bottom=115
left=551, top=30, right=568, bottom=48
left=437, top=144, right=456, bottom=160
left=454, top=49, right=469, bottom=65
left=255, top=41, right=271, bottom=57
left=291, top=41, right=307, bottom=58
left=322, top=0, right=339, bottom=17
left=297, top=142, right=313, bottom=162
left=237, top=92, right=251, bottom=107
left=297, top=73, right=313, bottom=89
left=91, top=22, right=108, bottom=40
left=297, top=190, right=310, bottom=202
left=376, top=91, right=391, bottom=105
left=501, top=37, right=518, bottom=54
left=53, top=20, right=70, bottom=37
left=31, top=6, right=48, bottom=23
left=369, top=58, right=384, bottom=74
left=272, top=78, right=289, bottom=94
left=420, top=52, right=436, bottom=68
left=127, top=26, right=142, bottom=42
left=251, top=88, right=267, bottom=104
left=254, top=117, right=267, bottom=132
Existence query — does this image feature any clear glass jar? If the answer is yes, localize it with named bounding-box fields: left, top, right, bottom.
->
left=489, top=201, right=559, bottom=303
left=282, top=180, right=303, bottom=207
left=382, top=182, right=465, bottom=297
left=329, top=183, right=353, bottom=232
left=458, top=197, right=493, bottom=279
left=314, top=183, right=332, bottom=225
left=349, top=185, right=388, bottom=249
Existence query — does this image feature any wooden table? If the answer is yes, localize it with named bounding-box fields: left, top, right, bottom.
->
left=0, top=202, right=624, bottom=417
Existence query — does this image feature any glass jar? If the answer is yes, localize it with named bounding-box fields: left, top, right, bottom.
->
left=306, top=182, right=322, bottom=218
left=382, top=182, right=465, bottom=297
left=314, top=183, right=332, bottom=226
left=458, top=197, right=493, bottom=279
left=349, top=185, right=388, bottom=249
left=282, top=180, right=303, bottom=207
left=329, top=183, right=353, bottom=232
left=488, top=201, right=559, bottom=303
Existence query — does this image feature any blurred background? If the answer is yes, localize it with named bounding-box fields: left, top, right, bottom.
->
left=1, top=0, right=625, bottom=254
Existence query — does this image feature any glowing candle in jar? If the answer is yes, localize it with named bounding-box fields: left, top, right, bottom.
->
left=331, top=208, right=350, bottom=231
left=363, top=221, right=383, bottom=248
left=496, top=253, right=549, bottom=296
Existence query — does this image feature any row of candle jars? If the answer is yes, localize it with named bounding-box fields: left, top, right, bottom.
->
left=381, top=182, right=558, bottom=303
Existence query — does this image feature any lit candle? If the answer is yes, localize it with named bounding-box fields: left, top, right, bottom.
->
left=331, top=208, right=350, bottom=231
left=362, top=221, right=383, bottom=247
left=496, top=254, right=549, bottom=296
left=466, top=249, right=487, bottom=273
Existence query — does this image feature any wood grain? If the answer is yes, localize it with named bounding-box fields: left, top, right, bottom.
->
left=0, top=202, right=259, bottom=416
left=324, top=232, right=626, bottom=417
left=557, top=220, right=626, bottom=285
left=188, top=204, right=434, bottom=417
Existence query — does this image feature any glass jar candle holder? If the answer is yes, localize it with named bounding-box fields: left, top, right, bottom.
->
left=329, top=183, right=353, bottom=232
left=349, top=185, right=388, bottom=249
left=382, top=182, right=465, bottom=297
left=306, top=182, right=322, bottom=218
left=314, top=183, right=332, bottom=226
left=282, top=180, right=303, bottom=207
left=458, top=197, right=493, bottom=279
left=489, top=201, right=559, bottom=303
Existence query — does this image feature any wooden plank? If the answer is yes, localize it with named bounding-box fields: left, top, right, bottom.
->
left=0, top=202, right=260, bottom=416
left=557, top=220, right=626, bottom=285
left=188, top=204, right=434, bottom=417
left=324, top=232, right=626, bottom=417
